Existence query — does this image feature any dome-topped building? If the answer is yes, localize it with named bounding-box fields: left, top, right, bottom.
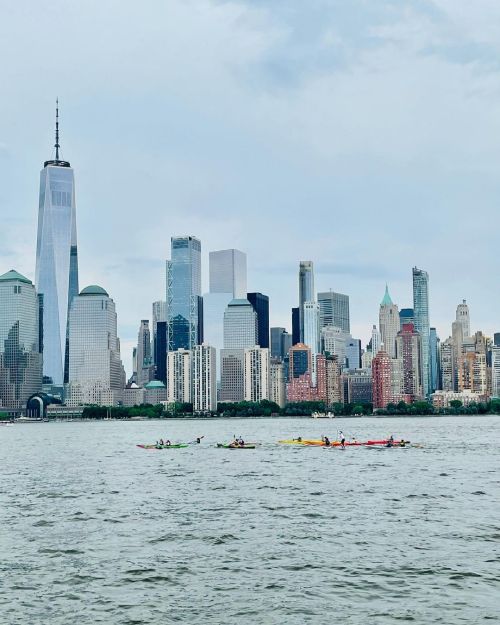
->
left=80, top=285, right=109, bottom=297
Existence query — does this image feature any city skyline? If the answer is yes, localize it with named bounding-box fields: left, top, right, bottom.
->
left=2, top=2, right=500, bottom=375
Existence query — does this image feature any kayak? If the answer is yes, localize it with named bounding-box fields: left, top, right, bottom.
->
left=137, top=444, right=189, bottom=449
left=217, top=443, right=256, bottom=449
left=279, top=439, right=409, bottom=447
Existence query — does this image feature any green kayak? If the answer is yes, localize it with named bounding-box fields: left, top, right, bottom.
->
left=137, top=444, right=188, bottom=449
left=217, top=443, right=256, bottom=449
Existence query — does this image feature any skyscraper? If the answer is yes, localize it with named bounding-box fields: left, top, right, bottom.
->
left=291, top=307, right=300, bottom=345
left=167, top=349, right=191, bottom=404
left=269, top=360, right=286, bottom=408
left=209, top=249, right=247, bottom=298
left=491, top=346, right=500, bottom=399
left=412, top=267, right=430, bottom=397
left=318, top=291, right=350, bottom=333
left=136, top=320, right=152, bottom=387
left=220, top=299, right=257, bottom=402
left=396, top=323, right=423, bottom=401
left=456, top=300, right=470, bottom=338
left=379, top=285, right=399, bottom=359
left=244, top=347, right=270, bottom=402
left=372, top=349, right=392, bottom=409
left=67, top=285, right=125, bottom=406
left=345, top=337, right=361, bottom=369
left=298, top=261, right=314, bottom=342
left=192, top=344, right=217, bottom=412
left=429, top=327, right=439, bottom=394
left=399, top=308, right=414, bottom=328
left=35, top=102, right=78, bottom=386
left=371, top=325, right=382, bottom=356
left=151, top=301, right=166, bottom=365
left=247, top=292, right=269, bottom=348
left=154, top=321, right=167, bottom=384
left=166, top=236, right=202, bottom=352
left=0, top=270, right=42, bottom=409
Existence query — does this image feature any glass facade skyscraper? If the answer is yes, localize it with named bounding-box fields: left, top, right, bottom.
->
left=67, top=285, right=125, bottom=406
left=209, top=249, right=247, bottom=298
left=318, top=291, right=350, bottom=333
left=247, top=292, right=269, bottom=348
left=35, top=106, right=78, bottom=386
left=412, top=267, right=431, bottom=397
left=166, top=236, right=202, bottom=352
left=0, top=270, right=42, bottom=409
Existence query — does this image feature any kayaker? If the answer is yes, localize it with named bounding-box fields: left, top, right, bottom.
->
left=165, top=439, right=171, bottom=446
left=340, top=431, right=346, bottom=448
left=399, top=439, right=406, bottom=447
left=159, top=438, right=164, bottom=445
left=324, top=436, right=331, bottom=447
left=196, top=437, right=202, bottom=444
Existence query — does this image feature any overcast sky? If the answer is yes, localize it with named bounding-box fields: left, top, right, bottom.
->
left=1, top=0, right=499, bottom=375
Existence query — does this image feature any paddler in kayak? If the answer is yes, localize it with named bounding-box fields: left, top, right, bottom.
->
left=386, top=435, right=394, bottom=448
left=340, top=431, right=346, bottom=448
left=324, top=436, right=331, bottom=447
left=399, top=439, right=406, bottom=447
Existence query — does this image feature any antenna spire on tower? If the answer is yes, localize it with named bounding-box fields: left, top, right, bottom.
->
left=55, top=98, right=60, bottom=161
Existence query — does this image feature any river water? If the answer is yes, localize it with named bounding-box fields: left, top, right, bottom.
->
left=1, top=416, right=499, bottom=624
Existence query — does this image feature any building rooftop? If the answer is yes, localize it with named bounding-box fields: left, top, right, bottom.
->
left=0, top=269, right=32, bottom=284
left=145, top=380, right=166, bottom=389
left=380, top=284, right=393, bottom=307
left=80, top=285, right=109, bottom=297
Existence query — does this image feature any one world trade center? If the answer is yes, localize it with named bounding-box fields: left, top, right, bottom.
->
left=35, top=102, right=79, bottom=386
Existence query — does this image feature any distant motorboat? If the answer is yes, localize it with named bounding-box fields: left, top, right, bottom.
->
left=311, top=411, right=334, bottom=419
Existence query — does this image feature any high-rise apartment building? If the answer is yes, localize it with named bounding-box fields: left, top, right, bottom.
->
left=298, top=261, right=314, bottom=342
left=371, top=325, right=382, bottom=356
left=379, top=285, right=399, bottom=359
left=192, top=344, right=217, bottom=412
left=491, top=346, right=500, bottom=398
left=325, top=355, right=343, bottom=406
left=440, top=338, right=455, bottom=392
left=412, top=267, right=430, bottom=397
left=288, top=343, right=311, bottom=381
left=318, top=291, right=350, bottom=333
left=0, top=270, right=42, bottom=409
left=167, top=349, right=191, bottom=404
left=396, top=323, right=423, bottom=402
left=35, top=103, right=79, bottom=385
left=372, top=349, right=392, bottom=409
left=429, top=327, right=439, bottom=394
left=166, top=236, right=202, bottom=352
left=247, top=292, right=269, bottom=348
left=269, top=360, right=286, bottom=408
left=136, top=320, right=152, bottom=387
left=67, top=285, right=125, bottom=407
left=244, top=347, right=270, bottom=402
left=209, top=249, right=247, bottom=298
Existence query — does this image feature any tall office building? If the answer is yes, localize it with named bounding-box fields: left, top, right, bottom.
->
left=396, top=323, right=423, bottom=402
left=288, top=343, right=311, bottom=380
left=318, top=291, right=350, bottom=333
left=399, top=308, right=414, bottom=328
left=209, top=249, right=247, bottom=298
left=298, top=261, right=314, bottom=342
left=494, top=333, right=500, bottom=348
left=325, top=355, right=343, bottom=406
left=166, top=236, right=202, bottom=352
left=167, top=349, right=191, bottom=404
left=456, top=300, right=470, bottom=338
left=271, top=327, right=285, bottom=360
left=136, top=320, right=152, bottom=387
left=321, top=325, right=347, bottom=364
left=244, top=347, right=270, bottom=402
left=0, top=270, right=42, bottom=409
left=203, top=249, right=246, bottom=380
left=154, top=321, right=167, bottom=384
left=67, top=285, right=125, bottom=407
left=371, top=325, right=382, bottom=356
left=291, top=307, right=300, bottom=345
left=412, top=267, right=431, bottom=397
left=379, top=285, right=399, bottom=359
left=247, top=293, right=269, bottom=348
left=220, top=299, right=257, bottom=402
left=192, top=344, right=217, bottom=412
left=152, top=301, right=166, bottom=365
left=35, top=103, right=79, bottom=386
left=429, top=327, right=439, bottom=394
left=345, top=337, right=361, bottom=370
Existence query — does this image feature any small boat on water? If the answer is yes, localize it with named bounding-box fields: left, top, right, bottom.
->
left=311, top=411, right=334, bottom=418
left=217, top=443, right=256, bottom=449
left=279, top=438, right=410, bottom=447
left=137, top=443, right=189, bottom=449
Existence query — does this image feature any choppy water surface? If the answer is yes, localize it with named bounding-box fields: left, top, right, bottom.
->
left=1, top=416, right=499, bottom=624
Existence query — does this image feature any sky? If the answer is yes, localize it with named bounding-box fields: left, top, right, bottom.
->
left=1, top=0, right=500, bottom=375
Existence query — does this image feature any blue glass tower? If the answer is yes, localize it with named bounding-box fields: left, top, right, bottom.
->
left=35, top=102, right=79, bottom=386
left=166, top=236, right=202, bottom=352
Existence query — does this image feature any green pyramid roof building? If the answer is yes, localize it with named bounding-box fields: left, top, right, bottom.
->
left=380, top=284, right=393, bottom=306
left=0, top=269, right=32, bottom=284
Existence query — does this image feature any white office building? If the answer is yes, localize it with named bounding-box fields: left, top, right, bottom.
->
left=167, top=348, right=192, bottom=403
left=192, top=344, right=217, bottom=412
left=244, top=347, right=270, bottom=402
